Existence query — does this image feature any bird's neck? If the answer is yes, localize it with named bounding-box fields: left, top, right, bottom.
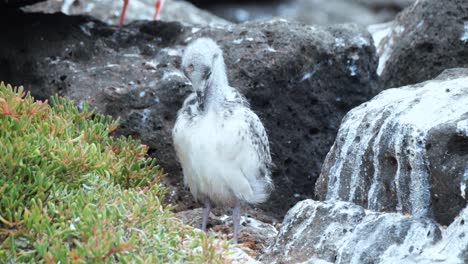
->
left=204, top=59, right=230, bottom=110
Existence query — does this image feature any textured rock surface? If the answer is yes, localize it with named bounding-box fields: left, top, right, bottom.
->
left=372, top=0, right=468, bottom=87
left=410, top=207, right=468, bottom=264
left=316, top=68, right=468, bottom=225
left=0, top=11, right=379, bottom=217
left=259, top=200, right=366, bottom=263
left=177, top=207, right=278, bottom=254
left=260, top=199, right=447, bottom=264
left=24, top=0, right=231, bottom=26
left=337, top=213, right=441, bottom=264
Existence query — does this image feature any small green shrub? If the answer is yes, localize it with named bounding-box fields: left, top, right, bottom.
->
left=0, top=83, right=226, bottom=263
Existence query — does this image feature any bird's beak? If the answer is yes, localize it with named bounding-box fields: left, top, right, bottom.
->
left=196, top=90, right=204, bottom=104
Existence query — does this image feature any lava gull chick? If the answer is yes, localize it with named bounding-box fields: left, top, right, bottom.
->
left=173, top=38, right=273, bottom=243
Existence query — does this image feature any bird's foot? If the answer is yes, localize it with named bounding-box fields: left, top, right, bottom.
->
left=232, top=200, right=241, bottom=244
left=154, top=0, right=163, bottom=20
left=119, top=0, right=129, bottom=26
left=201, top=198, right=211, bottom=232
left=120, top=0, right=163, bottom=25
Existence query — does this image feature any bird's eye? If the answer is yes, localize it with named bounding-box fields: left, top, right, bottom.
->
left=186, top=64, right=194, bottom=74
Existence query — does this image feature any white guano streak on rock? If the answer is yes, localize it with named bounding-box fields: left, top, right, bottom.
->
left=461, top=21, right=468, bottom=43
left=327, top=92, right=407, bottom=199
left=461, top=165, right=468, bottom=199
left=348, top=110, right=385, bottom=202
left=300, top=63, right=321, bottom=82
left=367, top=97, right=408, bottom=210
left=367, top=22, right=393, bottom=49
left=61, top=0, right=75, bottom=15
left=416, top=19, right=425, bottom=28
left=330, top=77, right=468, bottom=217
left=368, top=21, right=404, bottom=76
left=329, top=89, right=403, bottom=204
left=326, top=112, right=364, bottom=199
left=408, top=130, right=431, bottom=217
left=393, top=125, right=407, bottom=212
left=457, top=119, right=468, bottom=136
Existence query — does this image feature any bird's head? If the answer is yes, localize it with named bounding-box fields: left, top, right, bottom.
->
left=181, top=38, right=226, bottom=97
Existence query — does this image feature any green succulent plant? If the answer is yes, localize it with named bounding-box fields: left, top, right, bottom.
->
left=0, top=83, right=226, bottom=263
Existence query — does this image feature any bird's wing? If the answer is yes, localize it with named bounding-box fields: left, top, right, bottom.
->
left=173, top=93, right=197, bottom=156
left=215, top=107, right=273, bottom=202
left=243, top=109, right=272, bottom=170
left=216, top=108, right=269, bottom=161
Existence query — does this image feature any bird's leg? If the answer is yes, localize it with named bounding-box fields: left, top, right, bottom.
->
left=232, top=200, right=241, bottom=244
left=153, top=0, right=164, bottom=20
left=119, top=0, right=129, bottom=26
left=201, top=198, right=211, bottom=233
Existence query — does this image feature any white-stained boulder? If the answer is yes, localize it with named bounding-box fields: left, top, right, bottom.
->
left=316, top=68, right=468, bottom=225
left=261, top=199, right=468, bottom=264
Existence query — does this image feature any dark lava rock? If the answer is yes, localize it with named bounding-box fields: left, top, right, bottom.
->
left=0, top=0, right=45, bottom=8
left=0, top=11, right=379, bottom=218
left=260, top=199, right=443, bottom=264
left=315, top=68, right=468, bottom=225
left=376, top=0, right=468, bottom=88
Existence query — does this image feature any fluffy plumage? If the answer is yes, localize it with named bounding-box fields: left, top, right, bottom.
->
left=172, top=38, right=273, bottom=242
